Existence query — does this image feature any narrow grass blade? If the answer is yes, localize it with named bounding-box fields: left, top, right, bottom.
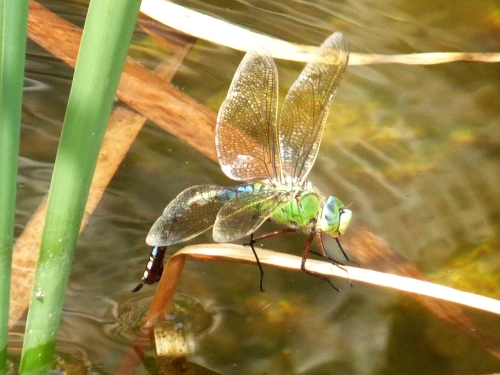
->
left=0, top=0, right=29, bottom=372
left=19, top=0, right=142, bottom=373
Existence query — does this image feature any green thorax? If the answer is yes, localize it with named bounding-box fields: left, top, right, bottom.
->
left=271, top=184, right=321, bottom=229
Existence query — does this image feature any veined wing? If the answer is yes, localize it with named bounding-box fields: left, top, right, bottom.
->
left=216, top=48, right=281, bottom=182
left=213, top=187, right=295, bottom=242
left=278, top=32, right=349, bottom=182
left=146, top=185, right=238, bottom=246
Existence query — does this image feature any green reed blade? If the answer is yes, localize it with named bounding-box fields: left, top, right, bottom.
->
left=19, top=0, right=142, bottom=373
left=0, top=0, right=29, bottom=372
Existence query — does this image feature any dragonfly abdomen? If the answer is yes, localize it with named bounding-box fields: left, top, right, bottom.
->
left=132, top=246, right=167, bottom=292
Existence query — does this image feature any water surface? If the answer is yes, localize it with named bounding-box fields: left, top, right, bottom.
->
left=17, top=0, right=500, bottom=374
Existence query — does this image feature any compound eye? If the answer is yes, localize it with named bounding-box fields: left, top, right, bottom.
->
left=338, top=208, right=352, bottom=235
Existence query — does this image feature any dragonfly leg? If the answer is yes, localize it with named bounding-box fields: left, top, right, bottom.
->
left=309, top=249, right=346, bottom=265
left=309, top=237, right=359, bottom=268
left=245, top=229, right=297, bottom=292
left=335, top=238, right=359, bottom=267
left=248, top=228, right=297, bottom=242
left=301, top=233, right=342, bottom=291
left=317, top=234, right=353, bottom=288
left=248, top=233, right=265, bottom=293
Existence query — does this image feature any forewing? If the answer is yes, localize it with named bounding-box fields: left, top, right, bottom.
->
left=216, top=48, right=281, bottom=182
left=213, top=188, right=295, bottom=242
left=278, top=32, right=349, bottom=181
left=146, top=185, right=238, bottom=246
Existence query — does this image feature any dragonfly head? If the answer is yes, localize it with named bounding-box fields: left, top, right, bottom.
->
left=318, top=196, right=352, bottom=237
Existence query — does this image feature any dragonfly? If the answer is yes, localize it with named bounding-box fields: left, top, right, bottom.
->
left=137, top=31, right=353, bottom=292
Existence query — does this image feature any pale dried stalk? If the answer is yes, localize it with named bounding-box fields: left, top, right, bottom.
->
left=140, top=0, right=500, bottom=65
left=145, top=244, right=500, bottom=327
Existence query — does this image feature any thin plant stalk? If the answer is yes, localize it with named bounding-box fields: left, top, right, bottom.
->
left=145, top=244, right=500, bottom=326
left=19, top=0, right=142, bottom=373
left=140, top=0, right=500, bottom=64
left=0, top=0, right=29, bottom=372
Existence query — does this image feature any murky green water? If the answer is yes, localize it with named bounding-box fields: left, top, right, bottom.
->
left=16, top=0, right=500, bottom=374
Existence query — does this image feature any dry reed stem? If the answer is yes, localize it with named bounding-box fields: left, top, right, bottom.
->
left=145, top=244, right=500, bottom=327
left=140, top=0, right=500, bottom=65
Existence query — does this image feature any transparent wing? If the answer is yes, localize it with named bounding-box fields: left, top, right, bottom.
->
left=279, top=32, right=349, bottom=182
left=146, top=185, right=238, bottom=246
left=213, top=188, right=295, bottom=242
left=216, top=48, right=281, bottom=182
